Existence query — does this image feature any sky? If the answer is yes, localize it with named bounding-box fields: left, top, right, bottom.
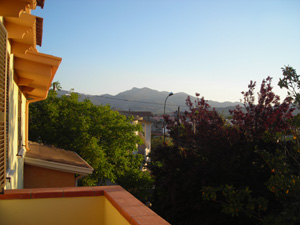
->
left=32, top=0, right=300, bottom=102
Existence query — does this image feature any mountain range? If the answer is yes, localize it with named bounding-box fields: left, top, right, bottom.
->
left=58, top=87, right=242, bottom=115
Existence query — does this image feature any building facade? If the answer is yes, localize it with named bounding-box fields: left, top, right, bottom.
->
left=0, top=0, right=62, bottom=192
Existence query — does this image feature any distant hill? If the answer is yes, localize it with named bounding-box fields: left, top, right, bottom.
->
left=57, top=87, right=242, bottom=115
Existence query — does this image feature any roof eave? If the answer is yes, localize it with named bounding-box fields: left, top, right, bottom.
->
left=14, top=50, right=62, bottom=101
left=0, top=0, right=37, bottom=17
left=24, top=157, right=94, bottom=175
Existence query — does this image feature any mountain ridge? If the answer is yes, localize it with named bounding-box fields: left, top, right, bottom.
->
left=58, top=87, right=242, bottom=115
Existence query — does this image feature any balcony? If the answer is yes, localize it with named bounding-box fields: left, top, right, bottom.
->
left=0, top=186, right=170, bottom=225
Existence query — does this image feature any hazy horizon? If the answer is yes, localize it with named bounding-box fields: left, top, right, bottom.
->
left=60, top=86, right=245, bottom=104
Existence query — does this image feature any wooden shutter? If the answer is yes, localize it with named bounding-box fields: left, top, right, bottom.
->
left=6, top=53, right=9, bottom=169
left=0, top=22, right=7, bottom=193
left=18, top=89, right=21, bottom=150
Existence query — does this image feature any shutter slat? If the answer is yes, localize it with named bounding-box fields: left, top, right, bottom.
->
left=0, top=22, right=7, bottom=191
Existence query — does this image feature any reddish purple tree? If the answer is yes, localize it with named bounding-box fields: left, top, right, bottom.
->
left=151, top=76, right=299, bottom=225
left=230, top=77, right=294, bottom=141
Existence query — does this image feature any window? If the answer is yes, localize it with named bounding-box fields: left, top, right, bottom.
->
left=0, top=22, right=7, bottom=193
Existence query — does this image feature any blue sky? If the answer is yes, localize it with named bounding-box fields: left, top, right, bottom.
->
left=32, top=0, right=300, bottom=102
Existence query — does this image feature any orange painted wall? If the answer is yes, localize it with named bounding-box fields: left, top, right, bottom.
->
left=24, top=164, right=76, bottom=188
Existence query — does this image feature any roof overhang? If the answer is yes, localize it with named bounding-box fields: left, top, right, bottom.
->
left=0, top=0, right=39, bottom=17
left=14, top=50, right=62, bottom=101
left=36, top=0, right=45, bottom=9
left=4, top=13, right=43, bottom=50
left=138, top=119, right=152, bottom=125
left=24, top=156, right=94, bottom=175
left=1, top=4, right=62, bottom=102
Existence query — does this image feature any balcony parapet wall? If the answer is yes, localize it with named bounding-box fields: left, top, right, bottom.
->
left=0, top=185, right=170, bottom=225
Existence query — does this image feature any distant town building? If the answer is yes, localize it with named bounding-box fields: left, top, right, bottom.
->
left=119, top=111, right=153, bottom=119
left=119, top=111, right=152, bottom=168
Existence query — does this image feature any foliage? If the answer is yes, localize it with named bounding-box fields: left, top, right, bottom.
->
left=29, top=86, right=153, bottom=201
left=151, top=135, right=173, bottom=150
left=278, top=66, right=300, bottom=107
left=231, top=76, right=293, bottom=141
left=150, top=72, right=300, bottom=225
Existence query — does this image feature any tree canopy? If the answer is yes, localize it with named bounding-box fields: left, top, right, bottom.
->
left=150, top=69, right=300, bottom=225
left=278, top=66, right=300, bottom=107
left=29, top=87, right=153, bottom=201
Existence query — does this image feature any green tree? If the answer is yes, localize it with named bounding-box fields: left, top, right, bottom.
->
left=278, top=66, right=300, bottom=107
left=29, top=86, right=153, bottom=201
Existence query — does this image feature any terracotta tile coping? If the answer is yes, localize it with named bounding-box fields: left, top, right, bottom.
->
left=0, top=186, right=170, bottom=225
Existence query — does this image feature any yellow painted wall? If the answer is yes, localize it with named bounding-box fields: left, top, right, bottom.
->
left=0, top=196, right=130, bottom=225
left=104, top=197, right=131, bottom=225
left=4, top=38, right=25, bottom=190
